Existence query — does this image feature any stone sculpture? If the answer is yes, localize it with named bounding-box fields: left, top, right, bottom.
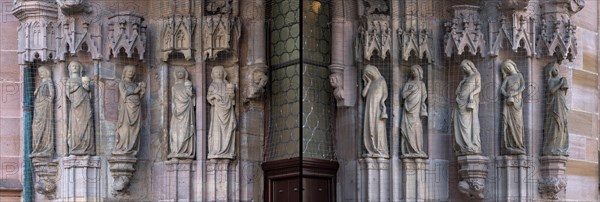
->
left=31, top=66, right=55, bottom=158
left=207, top=66, right=237, bottom=159
left=66, top=61, right=94, bottom=156
left=500, top=59, right=526, bottom=155
left=542, top=62, right=569, bottom=156
left=362, top=65, right=389, bottom=158
left=245, top=64, right=268, bottom=100
left=169, top=67, right=195, bottom=159
left=114, top=65, right=146, bottom=156
left=453, top=60, right=481, bottom=156
left=400, top=65, right=428, bottom=158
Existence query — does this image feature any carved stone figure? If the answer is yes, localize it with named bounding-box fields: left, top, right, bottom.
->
left=245, top=64, right=268, bottom=100
left=208, top=66, right=237, bottom=159
left=56, top=0, right=86, bottom=14
left=206, top=0, right=232, bottom=14
left=362, top=65, right=389, bottom=158
left=66, top=61, right=94, bottom=156
left=542, top=63, right=569, bottom=156
left=169, top=67, right=195, bottom=159
left=329, top=71, right=344, bottom=102
left=453, top=60, right=481, bottom=156
left=113, top=65, right=146, bottom=156
left=364, top=0, right=389, bottom=15
left=400, top=65, right=428, bottom=158
left=500, top=60, right=526, bottom=155
left=31, top=66, right=54, bottom=158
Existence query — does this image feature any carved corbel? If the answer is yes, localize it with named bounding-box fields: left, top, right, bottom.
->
left=56, top=0, right=88, bottom=15
left=161, top=15, right=196, bottom=61
left=538, top=156, right=569, bottom=200
left=444, top=5, right=486, bottom=57
left=536, top=0, right=585, bottom=62
left=457, top=155, right=489, bottom=199
left=31, top=157, right=58, bottom=199
left=328, top=64, right=344, bottom=105
left=489, top=2, right=535, bottom=57
left=106, top=12, right=147, bottom=61
left=12, top=0, right=58, bottom=64
left=244, top=63, right=268, bottom=101
left=56, top=17, right=102, bottom=61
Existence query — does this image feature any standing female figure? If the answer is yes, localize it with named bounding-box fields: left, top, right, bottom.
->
left=31, top=66, right=55, bottom=158
left=362, top=65, right=389, bottom=158
left=113, top=65, right=146, bottom=156
left=542, top=63, right=569, bottom=156
left=500, top=60, right=526, bottom=155
left=66, top=61, right=94, bottom=155
left=453, top=60, right=481, bottom=156
left=207, top=66, right=237, bottom=159
left=169, top=67, right=195, bottom=159
left=400, top=65, right=428, bottom=158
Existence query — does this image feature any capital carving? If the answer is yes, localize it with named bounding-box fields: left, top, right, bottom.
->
left=244, top=63, right=268, bottom=101
left=161, top=15, right=196, bottom=61
left=106, top=12, right=147, bottom=61
left=444, top=5, right=486, bottom=57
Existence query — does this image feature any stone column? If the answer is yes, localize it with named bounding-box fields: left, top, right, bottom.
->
left=456, top=155, right=489, bottom=200
left=538, top=156, right=568, bottom=200
left=165, top=159, right=194, bottom=201
left=496, top=155, right=531, bottom=201
left=59, top=155, right=102, bottom=202
left=402, top=158, right=428, bottom=202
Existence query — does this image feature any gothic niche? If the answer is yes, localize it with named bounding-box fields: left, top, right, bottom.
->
left=161, top=16, right=196, bottom=61
left=357, top=0, right=391, bottom=61
left=203, top=0, right=240, bottom=60
left=106, top=12, right=147, bottom=60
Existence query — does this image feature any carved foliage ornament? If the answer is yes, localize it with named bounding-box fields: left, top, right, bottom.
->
left=203, top=14, right=240, bottom=60
left=539, top=176, right=566, bottom=199
left=161, top=16, right=196, bottom=61
left=56, top=0, right=86, bottom=14
left=444, top=5, right=486, bottom=57
left=107, top=12, right=147, bottom=61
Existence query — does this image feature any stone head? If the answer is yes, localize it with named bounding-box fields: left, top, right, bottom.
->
left=410, top=65, right=423, bottom=81
left=501, top=59, right=519, bottom=78
left=211, top=66, right=226, bottom=80
left=38, top=66, right=51, bottom=79
left=174, top=67, right=188, bottom=80
left=364, top=65, right=381, bottom=79
left=460, top=60, right=477, bottom=76
left=68, top=61, right=83, bottom=77
left=123, top=65, right=136, bottom=81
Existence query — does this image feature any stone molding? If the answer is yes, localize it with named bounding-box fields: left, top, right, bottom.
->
left=444, top=5, right=486, bottom=57
left=62, top=155, right=101, bottom=168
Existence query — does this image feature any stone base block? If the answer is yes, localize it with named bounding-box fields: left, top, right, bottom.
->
left=401, top=158, right=427, bottom=202
left=457, top=155, right=489, bottom=200
left=496, top=155, right=531, bottom=202
left=206, top=159, right=234, bottom=202
left=359, top=157, right=389, bottom=202
left=538, top=156, right=568, bottom=200
left=165, top=159, right=195, bottom=201
left=59, top=155, right=102, bottom=202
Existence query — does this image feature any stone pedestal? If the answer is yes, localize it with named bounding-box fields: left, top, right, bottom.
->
left=538, top=156, right=568, bottom=200
left=31, top=157, right=58, bottom=200
left=359, top=158, right=389, bottom=201
left=206, top=159, right=233, bottom=202
left=401, top=158, right=427, bottom=202
left=108, top=154, right=137, bottom=196
left=496, top=155, right=530, bottom=201
left=59, top=155, right=102, bottom=202
left=165, top=159, right=194, bottom=201
left=456, top=155, right=489, bottom=200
